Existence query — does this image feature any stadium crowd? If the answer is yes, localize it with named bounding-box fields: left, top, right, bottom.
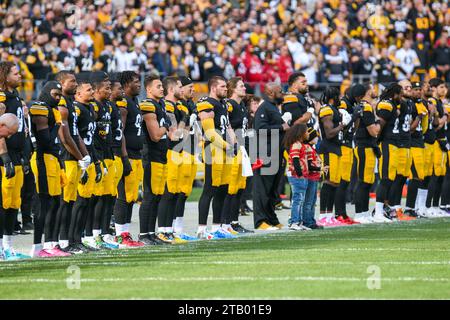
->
left=0, top=0, right=449, bottom=261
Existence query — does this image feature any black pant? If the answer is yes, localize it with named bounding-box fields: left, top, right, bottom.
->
left=252, top=165, right=283, bottom=228
left=20, top=170, right=36, bottom=224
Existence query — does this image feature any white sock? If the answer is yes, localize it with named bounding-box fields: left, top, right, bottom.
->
left=125, top=223, right=130, bottom=233
left=59, top=240, right=69, bottom=248
left=93, top=229, right=101, bottom=238
left=32, top=244, right=43, bottom=253
left=43, top=242, right=53, bottom=250
left=115, top=223, right=125, bottom=235
left=158, top=227, right=165, bottom=233
left=222, top=224, right=231, bottom=231
left=375, top=202, right=384, bottom=216
left=0, top=239, right=3, bottom=251
left=3, top=235, right=12, bottom=250
left=197, top=225, right=207, bottom=233
left=211, top=224, right=220, bottom=232
left=420, top=189, right=428, bottom=209
left=394, top=205, right=401, bottom=210
left=167, top=227, right=173, bottom=234
left=174, top=217, right=183, bottom=233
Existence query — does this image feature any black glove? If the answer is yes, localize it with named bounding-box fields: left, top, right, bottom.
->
left=94, top=162, right=102, bottom=183
left=121, top=156, right=132, bottom=177
left=438, top=139, right=449, bottom=152
left=80, top=170, right=89, bottom=185
left=0, top=153, right=15, bottom=179
left=21, top=157, right=31, bottom=175
left=372, top=145, right=382, bottom=159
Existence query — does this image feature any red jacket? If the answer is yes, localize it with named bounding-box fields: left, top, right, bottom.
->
left=277, top=54, right=294, bottom=84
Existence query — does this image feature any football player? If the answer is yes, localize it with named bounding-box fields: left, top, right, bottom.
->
left=196, top=76, right=236, bottom=239
left=404, top=82, right=428, bottom=217
left=374, top=83, right=403, bottom=223
left=316, top=86, right=346, bottom=227
left=0, top=62, right=30, bottom=259
left=224, top=77, right=253, bottom=234
left=112, top=71, right=144, bottom=247
left=353, top=83, right=380, bottom=224
left=29, top=81, right=71, bottom=257
left=138, top=75, right=173, bottom=245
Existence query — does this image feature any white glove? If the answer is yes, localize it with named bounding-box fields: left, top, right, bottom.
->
left=307, top=107, right=315, bottom=115
left=103, top=166, right=108, bottom=176
left=78, top=155, right=91, bottom=170
left=189, top=113, right=197, bottom=127
left=281, top=112, right=292, bottom=124
left=339, top=109, right=352, bottom=126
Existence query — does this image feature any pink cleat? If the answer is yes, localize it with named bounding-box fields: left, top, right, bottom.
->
left=328, top=217, right=347, bottom=226
left=36, top=250, right=54, bottom=258
left=43, top=248, right=72, bottom=257
left=317, top=216, right=346, bottom=227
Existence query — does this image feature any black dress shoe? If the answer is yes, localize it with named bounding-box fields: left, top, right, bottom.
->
left=22, top=222, right=34, bottom=230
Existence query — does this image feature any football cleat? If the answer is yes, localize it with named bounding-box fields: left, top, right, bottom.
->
left=396, top=208, right=416, bottom=221
left=101, top=234, right=120, bottom=249
left=404, top=209, right=419, bottom=218
left=155, top=233, right=174, bottom=244
left=138, top=234, right=160, bottom=246
left=83, top=237, right=102, bottom=250
left=336, top=215, right=360, bottom=225
left=148, top=233, right=170, bottom=245
left=372, top=214, right=393, bottom=223
left=196, top=230, right=216, bottom=240
left=231, top=223, right=254, bottom=233
left=256, top=222, right=278, bottom=231
left=353, top=213, right=374, bottom=224
left=43, top=247, right=72, bottom=257
left=64, top=244, right=86, bottom=255
left=172, top=234, right=188, bottom=244
left=2, top=248, right=31, bottom=260
left=176, top=233, right=198, bottom=241
left=94, top=236, right=113, bottom=250
left=212, top=229, right=236, bottom=239
left=115, top=232, right=145, bottom=248
left=224, top=227, right=239, bottom=235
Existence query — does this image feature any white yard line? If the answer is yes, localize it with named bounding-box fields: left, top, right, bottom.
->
left=1, top=276, right=449, bottom=284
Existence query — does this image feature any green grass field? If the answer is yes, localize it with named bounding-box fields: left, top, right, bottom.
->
left=0, top=218, right=449, bottom=299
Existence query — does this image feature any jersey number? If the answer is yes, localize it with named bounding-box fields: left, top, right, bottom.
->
left=135, top=114, right=142, bottom=136
left=84, top=122, right=95, bottom=146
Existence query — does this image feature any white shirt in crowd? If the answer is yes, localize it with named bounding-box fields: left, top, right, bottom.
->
left=395, top=48, right=420, bottom=80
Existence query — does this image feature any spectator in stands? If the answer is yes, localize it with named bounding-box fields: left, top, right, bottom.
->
left=432, top=31, right=450, bottom=81
left=324, top=44, right=348, bottom=86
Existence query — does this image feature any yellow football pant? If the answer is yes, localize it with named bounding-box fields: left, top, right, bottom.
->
left=320, top=153, right=341, bottom=184
left=410, top=147, right=425, bottom=181
left=63, top=160, right=81, bottom=202
left=379, top=142, right=398, bottom=181
left=31, top=153, right=62, bottom=197
left=340, top=146, right=354, bottom=182
left=1, top=165, right=24, bottom=209
left=354, top=146, right=376, bottom=184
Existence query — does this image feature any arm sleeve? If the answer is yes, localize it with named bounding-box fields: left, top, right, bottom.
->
left=201, top=117, right=228, bottom=149
left=293, top=157, right=303, bottom=177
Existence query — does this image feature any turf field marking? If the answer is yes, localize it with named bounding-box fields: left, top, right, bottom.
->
left=1, top=276, right=450, bottom=284
left=1, top=260, right=450, bottom=270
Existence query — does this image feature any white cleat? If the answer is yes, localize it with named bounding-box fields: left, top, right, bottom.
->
left=353, top=212, right=374, bottom=224
left=371, top=214, right=393, bottom=223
